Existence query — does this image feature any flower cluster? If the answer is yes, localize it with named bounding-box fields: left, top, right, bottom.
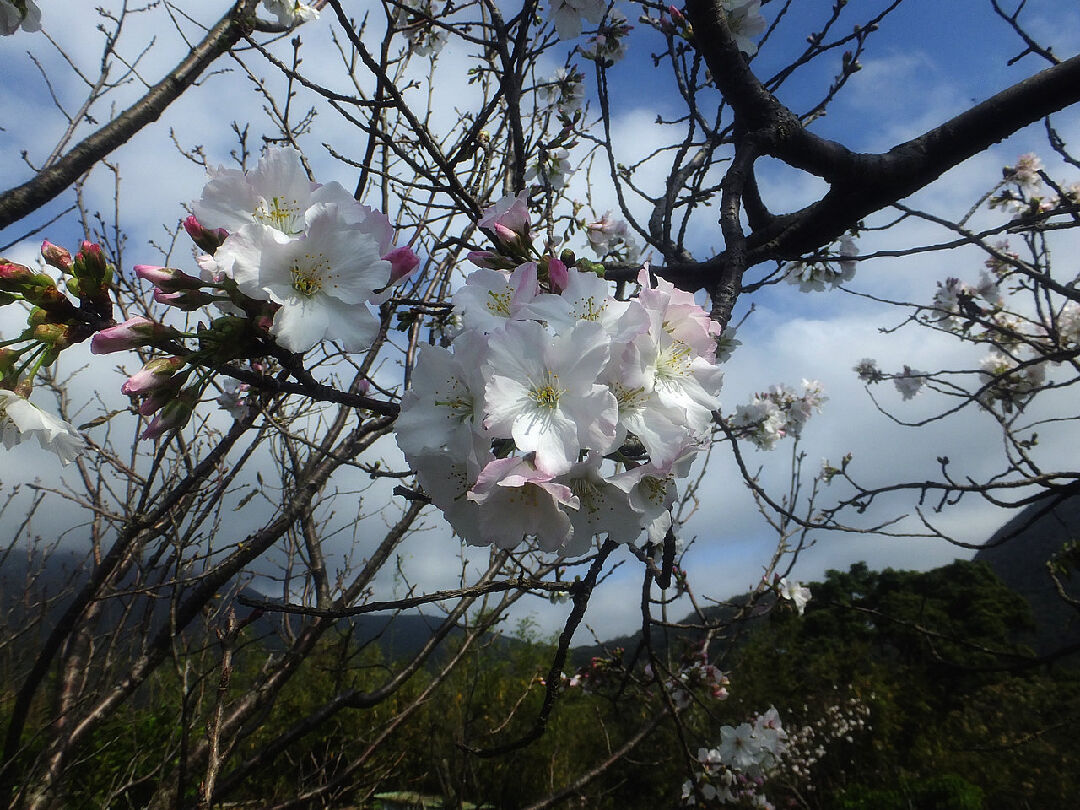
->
left=548, top=0, right=606, bottom=40
left=978, top=351, right=1046, bottom=412
left=537, top=67, right=586, bottom=118
left=681, top=695, right=870, bottom=807
left=784, top=235, right=858, bottom=292
left=773, top=697, right=871, bottom=786
left=929, top=273, right=1001, bottom=332
left=525, top=147, right=573, bottom=191
left=682, top=707, right=787, bottom=806
left=989, top=152, right=1080, bottom=216
left=581, top=10, right=633, bottom=65
left=731, top=380, right=826, bottom=450
left=562, top=646, right=627, bottom=692
left=396, top=191, right=725, bottom=554
left=87, top=147, right=414, bottom=440
left=393, top=0, right=449, bottom=57
left=585, top=212, right=638, bottom=261
left=260, top=0, right=319, bottom=27
left=0, top=0, right=39, bottom=34
left=647, top=644, right=731, bottom=709
left=192, top=145, right=416, bottom=354
left=0, top=241, right=116, bottom=462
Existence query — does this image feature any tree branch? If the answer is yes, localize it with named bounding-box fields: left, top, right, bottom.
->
left=0, top=0, right=261, bottom=232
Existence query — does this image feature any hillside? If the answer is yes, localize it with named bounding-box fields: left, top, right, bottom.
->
left=973, top=494, right=1080, bottom=656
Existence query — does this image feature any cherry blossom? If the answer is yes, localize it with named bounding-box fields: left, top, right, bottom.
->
left=581, top=10, right=632, bottom=65
left=776, top=578, right=811, bottom=615
left=0, top=390, right=82, bottom=464
left=548, top=0, right=606, bottom=40
left=478, top=190, right=531, bottom=241
left=393, top=0, right=448, bottom=57
left=586, top=212, right=637, bottom=259
left=194, top=146, right=369, bottom=239
left=452, top=263, right=540, bottom=333
left=525, top=148, right=572, bottom=190
left=467, top=456, right=578, bottom=551
left=482, top=319, right=617, bottom=475
left=397, top=252, right=727, bottom=553
left=722, top=0, right=767, bottom=56
left=893, top=365, right=927, bottom=400
left=558, top=455, right=643, bottom=552
left=212, top=203, right=391, bottom=353
left=260, top=1, right=319, bottom=27
left=538, top=68, right=586, bottom=116
left=395, top=334, right=490, bottom=462
left=0, top=0, right=40, bottom=35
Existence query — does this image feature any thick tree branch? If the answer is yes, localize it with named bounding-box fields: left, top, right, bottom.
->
left=676, top=0, right=1080, bottom=298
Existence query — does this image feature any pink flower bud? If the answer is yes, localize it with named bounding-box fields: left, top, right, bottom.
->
left=140, top=391, right=196, bottom=440
left=183, top=215, right=228, bottom=254
left=467, top=250, right=513, bottom=270
left=90, top=316, right=178, bottom=354
left=492, top=222, right=518, bottom=245
left=40, top=240, right=72, bottom=272
left=135, top=264, right=204, bottom=292
left=382, top=246, right=420, bottom=286
left=138, top=388, right=175, bottom=417
left=121, top=356, right=186, bottom=396
left=478, top=191, right=531, bottom=248
left=153, top=287, right=214, bottom=311
left=546, top=257, right=569, bottom=293
left=0, top=261, right=34, bottom=290
left=73, top=241, right=110, bottom=285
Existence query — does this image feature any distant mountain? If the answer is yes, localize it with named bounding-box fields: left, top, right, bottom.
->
left=571, top=497, right=1080, bottom=669
left=569, top=596, right=770, bottom=669
left=7, top=492, right=1080, bottom=671
left=0, top=549, right=517, bottom=665
left=974, top=494, right=1080, bottom=657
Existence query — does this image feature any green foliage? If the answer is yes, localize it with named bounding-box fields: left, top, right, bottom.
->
left=5, top=559, right=1076, bottom=808
left=730, top=559, right=1078, bottom=809
left=834, top=774, right=984, bottom=810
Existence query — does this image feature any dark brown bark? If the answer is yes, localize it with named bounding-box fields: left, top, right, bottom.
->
left=672, top=0, right=1080, bottom=322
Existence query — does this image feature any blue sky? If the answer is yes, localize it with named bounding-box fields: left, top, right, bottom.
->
left=2, top=0, right=1080, bottom=640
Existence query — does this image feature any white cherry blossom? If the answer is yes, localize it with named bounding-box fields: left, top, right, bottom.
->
left=395, top=333, right=491, bottom=462
left=194, top=146, right=363, bottom=238
left=548, top=0, right=606, bottom=40
left=261, top=1, right=319, bottom=26
left=452, top=263, right=539, bottom=333
left=777, top=578, right=811, bottom=615
left=467, top=457, right=577, bottom=551
left=0, top=0, right=39, bottom=34
left=482, top=319, right=617, bottom=475
left=558, top=454, right=643, bottom=552
left=212, top=203, right=390, bottom=352
left=414, top=450, right=487, bottom=542
left=0, top=391, right=83, bottom=464
left=722, top=0, right=767, bottom=56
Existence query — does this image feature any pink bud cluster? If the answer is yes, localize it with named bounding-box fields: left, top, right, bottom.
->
left=646, top=644, right=730, bottom=709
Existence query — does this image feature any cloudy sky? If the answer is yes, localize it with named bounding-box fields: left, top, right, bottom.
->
left=2, top=0, right=1080, bottom=642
